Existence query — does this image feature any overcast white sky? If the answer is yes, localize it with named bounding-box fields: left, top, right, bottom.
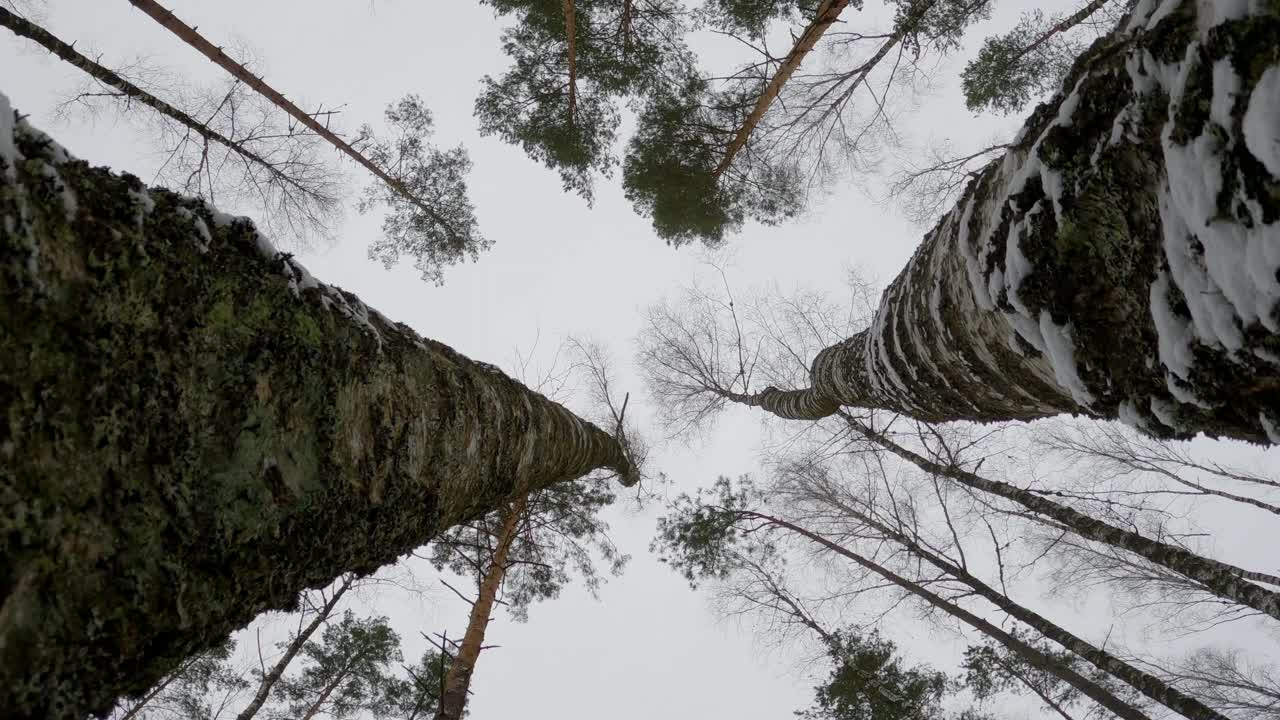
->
left=3, top=1, right=1278, bottom=718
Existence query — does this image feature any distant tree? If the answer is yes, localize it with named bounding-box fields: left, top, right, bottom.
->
left=475, top=0, right=689, bottom=202
left=125, top=0, right=486, bottom=282
left=111, top=639, right=247, bottom=720
left=623, top=0, right=995, bottom=244
left=653, top=475, right=1167, bottom=720
left=389, top=648, right=457, bottom=720
left=800, top=630, right=951, bottom=720
left=428, top=465, right=627, bottom=720
left=272, top=612, right=404, bottom=720
left=354, top=95, right=486, bottom=285
left=0, top=8, right=341, bottom=246
left=234, top=576, right=356, bottom=720
left=961, top=0, right=1131, bottom=114
left=963, top=633, right=1146, bottom=720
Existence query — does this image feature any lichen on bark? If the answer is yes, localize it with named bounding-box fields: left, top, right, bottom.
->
left=0, top=96, right=633, bottom=720
left=755, top=0, right=1280, bottom=442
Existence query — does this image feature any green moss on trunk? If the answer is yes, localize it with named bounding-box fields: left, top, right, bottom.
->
left=0, top=108, right=631, bottom=720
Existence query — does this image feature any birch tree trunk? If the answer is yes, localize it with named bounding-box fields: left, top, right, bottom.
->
left=746, top=513, right=1156, bottom=720
left=748, top=0, right=1280, bottom=443
left=0, top=99, right=634, bottom=720
left=435, top=495, right=527, bottom=720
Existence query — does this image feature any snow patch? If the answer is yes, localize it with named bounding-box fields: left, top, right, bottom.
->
left=1038, top=313, right=1096, bottom=407
left=1118, top=400, right=1152, bottom=432
left=0, top=92, right=17, bottom=181
left=1150, top=396, right=1181, bottom=430
left=38, top=163, right=76, bottom=219
left=1262, top=413, right=1280, bottom=444
left=1149, top=272, right=1197, bottom=378
left=1243, top=65, right=1280, bottom=177
left=174, top=207, right=211, bottom=253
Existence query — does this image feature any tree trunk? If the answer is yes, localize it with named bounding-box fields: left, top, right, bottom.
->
left=712, top=0, right=851, bottom=179
left=995, top=655, right=1079, bottom=720
left=830, top=508, right=1229, bottom=720
left=235, top=577, right=354, bottom=720
left=0, top=7, right=322, bottom=203
left=742, top=1, right=1280, bottom=442
left=124, top=0, right=464, bottom=244
left=435, top=495, right=528, bottom=720
left=299, top=660, right=355, bottom=720
left=745, top=513, right=1155, bottom=720
left=0, top=99, right=634, bottom=720
left=843, top=416, right=1280, bottom=621
left=564, top=0, right=577, bottom=126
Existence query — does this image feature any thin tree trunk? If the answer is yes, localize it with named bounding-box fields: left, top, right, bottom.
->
left=0, top=7, right=324, bottom=203
left=435, top=495, right=528, bottom=720
left=123, top=0, right=464, bottom=244
left=824, top=506, right=1229, bottom=720
left=0, top=103, right=634, bottom=720
left=729, top=2, right=1280, bottom=442
left=712, top=0, right=851, bottom=179
left=299, top=660, right=355, bottom=720
left=564, top=0, right=577, bottom=126
left=1015, top=0, right=1112, bottom=61
left=840, top=415, right=1280, bottom=621
left=116, top=656, right=197, bottom=720
left=235, top=577, right=354, bottom=720
left=741, top=512, right=1154, bottom=720
left=995, top=655, right=1079, bottom=720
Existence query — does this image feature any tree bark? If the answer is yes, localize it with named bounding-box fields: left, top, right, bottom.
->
left=743, top=1, right=1280, bottom=442
left=124, top=0, right=465, bottom=245
left=435, top=495, right=527, bottom=720
left=0, top=99, right=634, bottom=720
left=0, top=7, right=323, bottom=203
left=235, top=577, right=353, bottom=720
left=712, top=0, right=851, bottom=179
left=743, top=512, right=1155, bottom=720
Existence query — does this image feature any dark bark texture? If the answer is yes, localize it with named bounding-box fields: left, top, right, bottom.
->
left=760, top=0, right=1280, bottom=442
left=0, top=100, right=632, bottom=720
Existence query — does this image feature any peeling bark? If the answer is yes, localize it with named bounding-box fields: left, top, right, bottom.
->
left=0, top=100, right=633, bottom=720
left=755, top=1, right=1280, bottom=442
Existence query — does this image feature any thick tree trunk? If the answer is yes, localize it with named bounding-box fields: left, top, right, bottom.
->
left=751, top=1, right=1280, bottom=442
left=124, top=0, right=464, bottom=243
left=235, top=577, right=353, bottom=720
left=435, top=495, right=527, bottom=720
left=747, top=513, right=1155, bottom=720
left=0, top=99, right=634, bottom=720
left=712, top=0, right=851, bottom=178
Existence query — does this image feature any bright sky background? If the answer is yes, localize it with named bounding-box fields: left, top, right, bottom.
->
left=3, top=1, right=1278, bottom=718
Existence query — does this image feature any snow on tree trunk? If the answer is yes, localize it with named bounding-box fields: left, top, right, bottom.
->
left=0, top=97, right=634, bottom=720
left=765, top=0, right=1280, bottom=442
